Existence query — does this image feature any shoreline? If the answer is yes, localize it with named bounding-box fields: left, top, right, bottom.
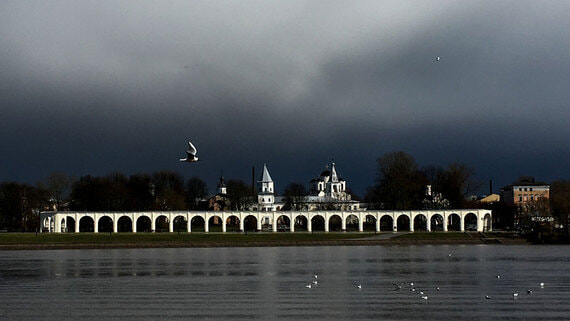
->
left=0, top=237, right=530, bottom=250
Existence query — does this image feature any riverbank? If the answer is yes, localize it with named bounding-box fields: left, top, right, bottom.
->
left=0, top=232, right=529, bottom=250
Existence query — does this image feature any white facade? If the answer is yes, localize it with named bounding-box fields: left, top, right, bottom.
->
left=40, top=209, right=493, bottom=233
left=310, top=161, right=347, bottom=200
left=217, top=175, right=227, bottom=195
left=252, top=161, right=360, bottom=212
left=256, top=164, right=281, bottom=211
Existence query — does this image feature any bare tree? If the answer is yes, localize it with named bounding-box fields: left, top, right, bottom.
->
left=226, top=179, right=254, bottom=210
left=440, top=163, right=482, bottom=208
left=186, top=176, right=208, bottom=210
left=38, top=173, right=74, bottom=210
left=375, top=151, right=427, bottom=210
left=284, top=182, right=307, bottom=210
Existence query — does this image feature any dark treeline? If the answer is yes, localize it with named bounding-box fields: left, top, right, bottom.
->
left=0, top=170, right=255, bottom=232
left=1, top=151, right=569, bottom=233
left=364, top=151, right=483, bottom=210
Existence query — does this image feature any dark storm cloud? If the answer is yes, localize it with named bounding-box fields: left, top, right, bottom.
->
left=1, top=1, right=570, bottom=195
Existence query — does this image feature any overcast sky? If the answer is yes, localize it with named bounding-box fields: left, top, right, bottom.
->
left=2, top=0, right=570, bottom=196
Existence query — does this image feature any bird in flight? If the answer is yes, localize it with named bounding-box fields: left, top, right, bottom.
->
left=436, top=56, right=441, bottom=62
left=180, top=141, right=199, bottom=162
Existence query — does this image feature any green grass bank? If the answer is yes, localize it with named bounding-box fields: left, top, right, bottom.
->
left=0, top=232, right=526, bottom=250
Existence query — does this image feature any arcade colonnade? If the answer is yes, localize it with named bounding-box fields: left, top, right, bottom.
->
left=40, top=210, right=492, bottom=233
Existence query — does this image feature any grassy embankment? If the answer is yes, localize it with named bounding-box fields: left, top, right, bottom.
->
left=0, top=232, right=512, bottom=249
left=392, top=232, right=473, bottom=240
left=0, top=232, right=378, bottom=245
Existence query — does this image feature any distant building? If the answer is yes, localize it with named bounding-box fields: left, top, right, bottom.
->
left=255, top=164, right=285, bottom=212
left=474, top=194, right=501, bottom=206
left=501, top=176, right=550, bottom=206
left=500, top=176, right=550, bottom=228
left=422, top=185, right=450, bottom=209
left=250, top=161, right=360, bottom=211
left=208, top=175, right=230, bottom=212
left=305, top=161, right=360, bottom=211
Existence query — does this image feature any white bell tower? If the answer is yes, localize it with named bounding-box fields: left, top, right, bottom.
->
left=258, top=164, right=275, bottom=211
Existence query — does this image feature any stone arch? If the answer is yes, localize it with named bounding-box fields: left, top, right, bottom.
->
left=464, top=213, right=478, bottom=231
left=59, top=218, right=66, bottom=233
left=226, top=215, right=240, bottom=232
left=328, top=215, right=342, bottom=232
left=294, top=214, right=308, bottom=231
left=43, top=217, right=50, bottom=232
left=79, top=216, right=94, bottom=232
left=380, top=215, right=393, bottom=231
left=430, top=214, right=444, bottom=232
left=276, top=215, right=290, bottom=231
left=208, top=215, right=222, bottom=232
left=483, top=213, right=492, bottom=231
left=346, top=214, right=359, bottom=232
left=66, top=216, right=76, bottom=232
left=413, top=214, right=427, bottom=231
left=98, top=216, right=113, bottom=233
left=244, top=215, right=257, bottom=232
left=363, top=215, right=376, bottom=231
left=396, top=214, right=410, bottom=231
left=260, top=215, right=272, bottom=231
left=447, top=213, right=461, bottom=231
left=136, top=216, right=152, bottom=233
left=155, top=215, right=169, bottom=232
left=191, top=216, right=205, bottom=232
left=311, top=215, right=325, bottom=231
left=117, top=216, right=132, bottom=232
left=173, top=215, right=188, bottom=232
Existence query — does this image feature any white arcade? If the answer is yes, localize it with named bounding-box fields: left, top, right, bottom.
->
left=40, top=210, right=492, bottom=233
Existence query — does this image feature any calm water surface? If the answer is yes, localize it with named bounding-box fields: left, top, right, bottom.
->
left=0, top=245, right=569, bottom=320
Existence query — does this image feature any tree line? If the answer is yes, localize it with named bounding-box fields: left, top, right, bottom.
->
left=364, top=151, right=483, bottom=210
left=1, top=151, right=569, bottom=232
left=0, top=171, right=256, bottom=232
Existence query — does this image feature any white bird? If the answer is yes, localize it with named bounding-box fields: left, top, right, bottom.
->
left=448, top=253, right=452, bottom=257
left=312, top=280, right=318, bottom=285
left=306, top=284, right=312, bottom=288
left=485, top=295, right=492, bottom=300
left=436, top=56, right=441, bottom=61
left=513, top=292, right=519, bottom=298
left=527, top=289, right=532, bottom=294
left=357, top=284, right=362, bottom=289
left=180, top=141, right=199, bottom=162
left=314, top=274, right=318, bottom=279
left=540, top=282, right=545, bottom=288
left=496, top=275, right=501, bottom=279
left=436, top=287, right=440, bottom=291
left=421, top=295, right=428, bottom=300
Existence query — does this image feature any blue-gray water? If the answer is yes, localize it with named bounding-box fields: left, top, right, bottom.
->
left=1, top=245, right=569, bottom=320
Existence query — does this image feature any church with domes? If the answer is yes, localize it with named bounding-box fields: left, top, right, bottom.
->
left=250, top=161, right=361, bottom=212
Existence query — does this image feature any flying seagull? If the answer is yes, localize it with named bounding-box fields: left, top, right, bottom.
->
left=180, top=141, right=199, bottom=162
left=436, top=56, right=441, bottom=61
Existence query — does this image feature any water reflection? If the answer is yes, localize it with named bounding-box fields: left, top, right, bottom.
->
left=0, top=245, right=569, bottom=320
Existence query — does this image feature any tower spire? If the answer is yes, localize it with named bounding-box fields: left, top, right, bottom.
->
left=261, top=163, right=273, bottom=182
left=330, top=159, right=338, bottom=183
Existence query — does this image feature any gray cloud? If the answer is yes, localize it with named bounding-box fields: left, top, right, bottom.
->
left=1, top=1, right=570, bottom=195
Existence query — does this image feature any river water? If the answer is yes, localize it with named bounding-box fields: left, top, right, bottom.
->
left=0, top=245, right=569, bottom=320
